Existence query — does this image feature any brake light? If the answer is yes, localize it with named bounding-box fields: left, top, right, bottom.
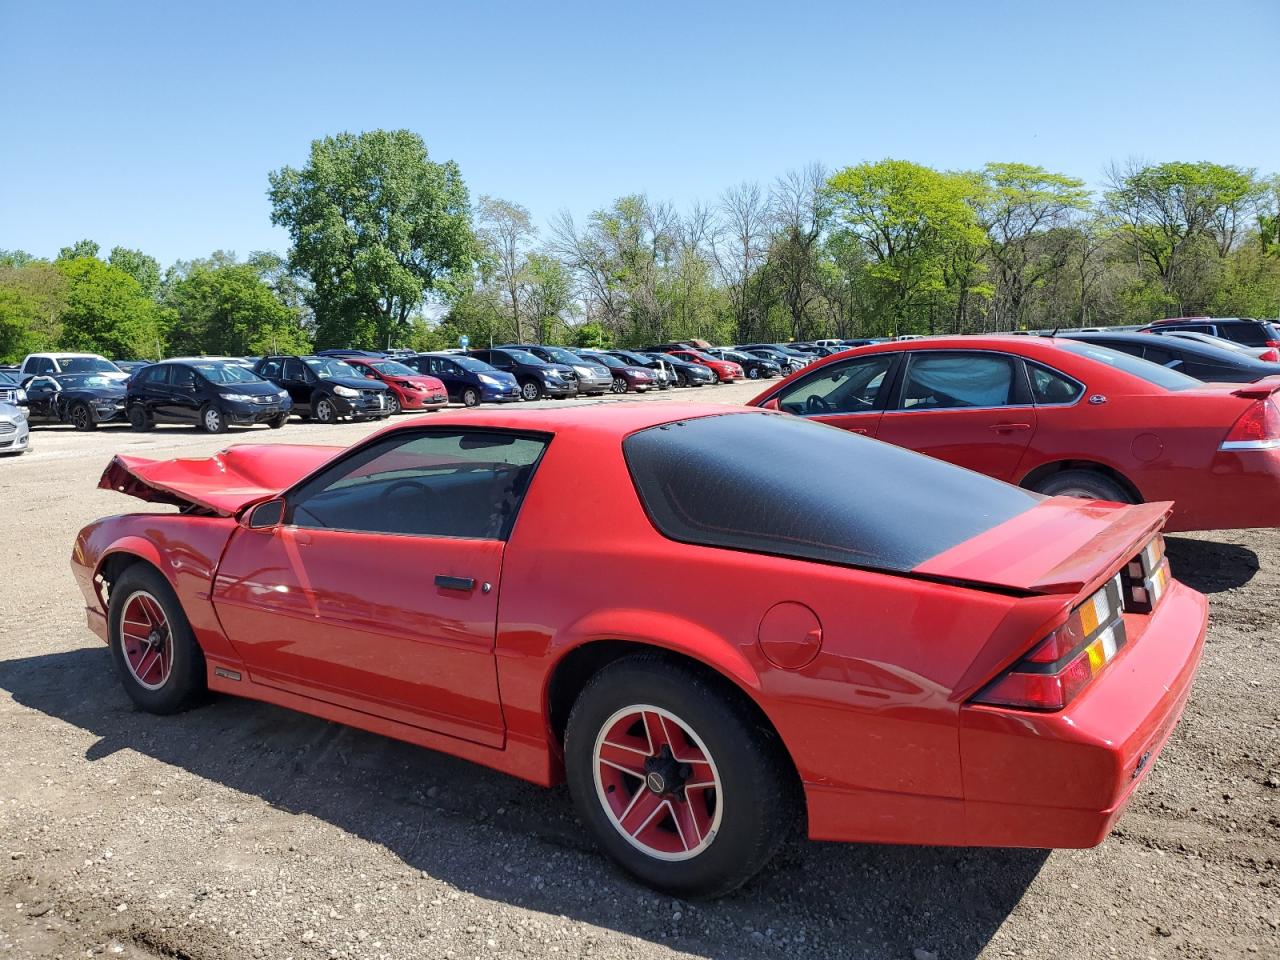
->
left=1122, top=536, right=1169, bottom=612
left=1260, top=349, right=1279, bottom=362
left=1266, top=340, right=1280, bottom=349
left=1220, top=397, right=1280, bottom=450
left=972, top=577, right=1127, bottom=711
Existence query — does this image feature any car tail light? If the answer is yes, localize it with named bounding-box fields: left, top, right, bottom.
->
left=1260, top=349, right=1279, bottom=362
left=1220, top=397, right=1280, bottom=450
left=1122, top=536, right=1170, bottom=613
left=972, top=576, right=1127, bottom=711
left=1265, top=340, right=1280, bottom=349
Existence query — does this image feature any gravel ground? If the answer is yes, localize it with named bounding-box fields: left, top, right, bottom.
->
left=0, top=381, right=1276, bottom=960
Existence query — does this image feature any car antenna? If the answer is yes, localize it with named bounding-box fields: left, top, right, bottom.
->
left=1048, top=324, right=1060, bottom=338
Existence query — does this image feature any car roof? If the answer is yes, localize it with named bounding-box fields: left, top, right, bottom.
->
left=30, top=352, right=104, bottom=359
left=384, top=401, right=757, bottom=438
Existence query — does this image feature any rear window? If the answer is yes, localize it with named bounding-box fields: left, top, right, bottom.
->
left=624, top=413, right=1040, bottom=573
left=1223, top=321, right=1277, bottom=347
left=1057, top=340, right=1199, bottom=390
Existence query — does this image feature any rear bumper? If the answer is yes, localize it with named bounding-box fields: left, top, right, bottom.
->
left=1164, top=446, right=1280, bottom=531
left=957, top=579, right=1206, bottom=847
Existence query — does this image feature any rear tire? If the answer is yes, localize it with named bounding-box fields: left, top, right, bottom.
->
left=1032, top=469, right=1132, bottom=504
left=565, top=655, right=798, bottom=899
left=127, top=405, right=153, bottom=432
left=107, top=565, right=207, bottom=715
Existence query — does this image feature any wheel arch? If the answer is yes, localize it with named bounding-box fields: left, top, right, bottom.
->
left=1018, top=459, right=1144, bottom=503
left=95, top=540, right=168, bottom=612
left=543, top=635, right=804, bottom=813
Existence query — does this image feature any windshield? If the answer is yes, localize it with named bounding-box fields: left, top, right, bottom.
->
left=626, top=413, right=1039, bottom=573
left=1057, top=340, right=1199, bottom=390
left=193, top=363, right=262, bottom=384
left=587, top=353, right=624, bottom=369
left=450, top=356, right=494, bottom=372
left=539, top=346, right=581, bottom=365
left=720, top=350, right=751, bottom=362
left=304, top=357, right=360, bottom=380
left=58, top=356, right=121, bottom=374
left=55, top=374, right=119, bottom=389
left=503, top=350, right=543, bottom=366
left=370, top=360, right=418, bottom=377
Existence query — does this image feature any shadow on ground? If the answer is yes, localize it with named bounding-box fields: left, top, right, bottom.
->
left=1, top=647, right=1047, bottom=960
left=1165, top=535, right=1259, bottom=594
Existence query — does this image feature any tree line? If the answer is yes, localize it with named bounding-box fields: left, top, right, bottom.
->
left=3, top=128, right=1278, bottom=363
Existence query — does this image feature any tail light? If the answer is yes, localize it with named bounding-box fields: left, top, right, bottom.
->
left=972, top=576, right=1128, bottom=711
left=1260, top=349, right=1279, bottom=362
left=1122, top=535, right=1170, bottom=613
left=1265, top=340, right=1280, bottom=349
left=1220, top=397, right=1280, bottom=450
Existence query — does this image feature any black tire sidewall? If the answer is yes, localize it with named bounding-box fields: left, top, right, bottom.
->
left=462, top=388, right=480, bottom=407
left=200, top=404, right=227, bottom=433
left=1035, top=469, right=1131, bottom=503
left=565, top=656, right=794, bottom=899
left=314, top=396, right=336, bottom=423
left=71, top=403, right=96, bottom=430
left=107, top=565, right=207, bottom=715
left=388, top=394, right=401, bottom=415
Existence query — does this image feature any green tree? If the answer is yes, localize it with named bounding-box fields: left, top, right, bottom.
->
left=164, top=261, right=310, bottom=356
left=107, top=246, right=162, bottom=299
left=0, top=250, right=35, bottom=268
left=523, top=253, right=572, bottom=343
left=57, top=239, right=100, bottom=261
left=269, top=129, right=478, bottom=349
left=0, top=261, right=68, bottom=361
left=55, top=258, right=169, bottom=358
left=826, top=159, right=984, bottom=334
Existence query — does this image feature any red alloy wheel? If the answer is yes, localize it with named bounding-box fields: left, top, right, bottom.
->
left=118, top=591, right=174, bottom=691
left=592, top=705, right=723, bottom=860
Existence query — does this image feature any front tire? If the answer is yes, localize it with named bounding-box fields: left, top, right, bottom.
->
left=200, top=404, right=228, bottom=433
left=268, top=413, right=289, bottom=429
left=1032, top=469, right=1132, bottom=503
left=565, top=656, right=798, bottom=899
left=313, top=396, right=337, bottom=424
left=611, top=377, right=628, bottom=394
left=387, top=394, right=402, bottom=415
left=520, top=379, right=543, bottom=401
left=461, top=388, right=481, bottom=407
left=747, top=367, right=760, bottom=380
left=69, top=402, right=97, bottom=431
left=107, top=565, right=207, bottom=715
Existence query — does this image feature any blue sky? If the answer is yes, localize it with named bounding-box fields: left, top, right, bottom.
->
left=2, top=0, right=1276, bottom=267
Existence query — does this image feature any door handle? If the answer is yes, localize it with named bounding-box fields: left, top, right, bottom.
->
left=435, top=575, right=475, bottom=592
left=990, top=423, right=1032, bottom=433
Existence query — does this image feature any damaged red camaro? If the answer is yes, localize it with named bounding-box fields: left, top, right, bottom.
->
left=72, top=404, right=1206, bottom=897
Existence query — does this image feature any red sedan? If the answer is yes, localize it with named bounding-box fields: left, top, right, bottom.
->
left=749, top=336, right=1280, bottom=532
left=344, top=356, right=449, bottom=414
left=75, top=404, right=1203, bottom=897
left=665, top=349, right=744, bottom=383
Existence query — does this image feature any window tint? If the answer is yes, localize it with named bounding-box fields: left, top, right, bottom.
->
left=1056, top=340, right=1198, bottom=390
left=290, top=431, right=548, bottom=539
left=1026, top=363, right=1083, bottom=404
left=171, top=366, right=196, bottom=389
left=35, top=358, right=55, bottom=375
left=776, top=355, right=894, bottom=415
left=625, top=413, right=1039, bottom=572
left=258, top=359, right=282, bottom=379
left=141, top=365, right=170, bottom=386
left=1141, top=344, right=1182, bottom=368
left=1223, top=323, right=1267, bottom=346
left=900, top=352, right=1016, bottom=409
left=282, top=358, right=306, bottom=380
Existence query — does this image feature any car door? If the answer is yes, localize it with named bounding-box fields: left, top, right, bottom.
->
left=770, top=352, right=898, bottom=437
left=161, top=364, right=202, bottom=423
left=876, top=350, right=1037, bottom=480
left=23, top=376, right=60, bottom=422
left=211, top=428, right=549, bottom=747
left=278, top=358, right=314, bottom=412
left=132, top=364, right=171, bottom=419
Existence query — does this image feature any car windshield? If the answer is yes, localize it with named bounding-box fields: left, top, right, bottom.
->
left=684, top=350, right=715, bottom=361
left=626, top=413, right=1040, bottom=573
left=1056, top=341, right=1199, bottom=390
left=721, top=350, right=751, bottom=362
left=304, top=357, right=360, bottom=379
left=538, top=346, right=580, bottom=365
left=0, top=372, right=19, bottom=386
left=57, top=356, right=121, bottom=374
left=55, top=374, right=118, bottom=389
left=370, top=360, right=418, bottom=377
left=587, top=353, right=624, bottom=369
left=449, top=356, right=493, bottom=372
left=193, top=363, right=261, bottom=384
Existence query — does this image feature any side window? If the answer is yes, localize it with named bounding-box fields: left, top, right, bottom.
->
left=171, top=365, right=196, bottom=389
left=289, top=431, right=548, bottom=539
left=1026, top=362, right=1083, bottom=405
left=1176, top=324, right=1214, bottom=335
left=36, top=358, right=55, bottom=375
left=1223, top=324, right=1266, bottom=346
left=282, top=358, right=306, bottom=380
left=899, top=353, right=1017, bottom=409
left=258, top=359, right=282, bottom=379
left=142, top=365, right=170, bottom=386
left=1141, top=344, right=1183, bottom=369
left=777, top=355, right=895, bottom=415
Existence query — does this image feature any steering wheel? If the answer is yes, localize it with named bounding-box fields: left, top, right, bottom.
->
left=804, top=394, right=833, bottom=414
left=384, top=479, right=436, bottom=501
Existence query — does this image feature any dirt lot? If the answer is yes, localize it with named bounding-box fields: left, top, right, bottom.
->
left=0, top=381, right=1276, bottom=960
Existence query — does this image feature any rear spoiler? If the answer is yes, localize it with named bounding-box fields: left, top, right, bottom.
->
left=1232, top=376, right=1280, bottom=399
left=913, top=499, right=1172, bottom=595
left=98, top=444, right=342, bottom=516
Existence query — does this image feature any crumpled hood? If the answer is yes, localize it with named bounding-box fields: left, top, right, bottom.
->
left=98, top=443, right=343, bottom=516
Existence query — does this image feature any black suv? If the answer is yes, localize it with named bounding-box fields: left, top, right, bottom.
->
left=467, top=348, right=575, bottom=401
left=25, top=372, right=128, bottom=430
left=127, top=360, right=292, bottom=433
left=1141, top=317, right=1280, bottom=348
left=254, top=355, right=391, bottom=423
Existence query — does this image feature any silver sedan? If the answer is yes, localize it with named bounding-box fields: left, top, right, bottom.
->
left=0, top=401, right=30, bottom=455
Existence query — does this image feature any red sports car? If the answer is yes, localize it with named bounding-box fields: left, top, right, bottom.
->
left=343, top=356, right=449, bottom=415
left=74, top=404, right=1204, bottom=897
left=665, top=349, right=744, bottom=383
left=749, top=336, right=1280, bottom=532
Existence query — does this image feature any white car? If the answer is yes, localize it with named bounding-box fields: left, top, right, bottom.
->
left=18, top=352, right=127, bottom=382
left=0, top=401, right=29, bottom=455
